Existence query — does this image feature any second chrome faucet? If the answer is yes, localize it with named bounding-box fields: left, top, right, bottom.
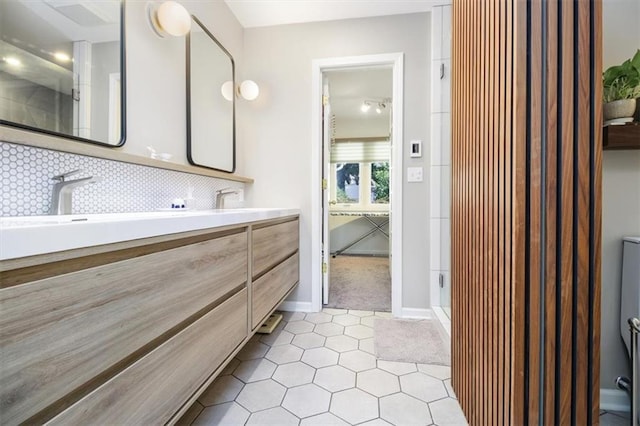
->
left=215, top=187, right=241, bottom=209
left=49, top=170, right=100, bottom=215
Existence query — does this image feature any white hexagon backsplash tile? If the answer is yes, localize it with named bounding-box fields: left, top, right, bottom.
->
left=0, top=142, right=244, bottom=216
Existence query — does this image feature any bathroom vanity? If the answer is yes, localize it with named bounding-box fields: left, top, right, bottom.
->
left=0, top=209, right=299, bottom=425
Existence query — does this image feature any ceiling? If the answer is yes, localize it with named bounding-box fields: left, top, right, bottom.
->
left=224, top=0, right=438, bottom=28
left=325, top=67, right=392, bottom=132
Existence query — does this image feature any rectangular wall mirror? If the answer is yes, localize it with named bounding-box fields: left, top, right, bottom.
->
left=186, top=16, right=235, bottom=173
left=0, top=0, right=125, bottom=147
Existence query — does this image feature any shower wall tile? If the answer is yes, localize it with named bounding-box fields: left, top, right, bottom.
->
left=0, top=142, right=244, bottom=216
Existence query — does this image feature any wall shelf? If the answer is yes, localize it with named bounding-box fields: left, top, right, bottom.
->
left=603, top=122, right=640, bottom=150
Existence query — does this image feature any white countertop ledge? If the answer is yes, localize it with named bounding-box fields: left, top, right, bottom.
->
left=0, top=208, right=300, bottom=261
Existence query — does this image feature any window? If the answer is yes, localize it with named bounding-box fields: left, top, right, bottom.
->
left=331, top=161, right=389, bottom=210
left=371, top=162, right=389, bottom=204
left=329, top=139, right=390, bottom=210
left=335, top=163, right=360, bottom=203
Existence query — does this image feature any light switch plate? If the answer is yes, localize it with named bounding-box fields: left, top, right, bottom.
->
left=407, top=167, right=423, bottom=182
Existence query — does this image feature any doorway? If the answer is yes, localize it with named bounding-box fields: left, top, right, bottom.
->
left=310, top=53, right=404, bottom=316
left=323, top=67, right=392, bottom=311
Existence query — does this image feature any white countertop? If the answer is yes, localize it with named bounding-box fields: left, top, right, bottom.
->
left=0, top=208, right=300, bottom=261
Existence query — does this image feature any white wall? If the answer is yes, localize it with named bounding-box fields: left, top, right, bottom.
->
left=600, top=0, right=640, bottom=398
left=121, top=0, right=246, bottom=172
left=602, top=0, right=640, bottom=69
left=240, top=13, right=431, bottom=309
left=329, top=216, right=389, bottom=256
left=334, top=117, right=390, bottom=139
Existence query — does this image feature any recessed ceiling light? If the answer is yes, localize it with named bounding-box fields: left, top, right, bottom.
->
left=54, top=52, right=71, bottom=62
left=3, top=56, right=21, bottom=67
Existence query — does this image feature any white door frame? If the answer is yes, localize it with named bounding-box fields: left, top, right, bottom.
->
left=310, top=53, right=404, bottom=316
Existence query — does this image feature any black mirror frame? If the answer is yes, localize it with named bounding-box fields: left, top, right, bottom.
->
left=186, top=15, right=236, bottom=173
left=0, top=0, right=127, bottom=148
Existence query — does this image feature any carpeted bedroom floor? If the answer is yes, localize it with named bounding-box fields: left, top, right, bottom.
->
left=326, top=255, right=391, bottom=312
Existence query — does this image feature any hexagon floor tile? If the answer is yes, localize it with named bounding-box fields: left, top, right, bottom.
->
left=344, top=324, right=375, bottom=339
left=332, top=314, right=361, bottom=327
left=236, top=339, right=270, bottom=361
left=305, top=312, right=333, bottom=324
left=314, top=322, right=345, bottom=337
left=300, top=413, right=349, bottom=425
left=302, top=347, right=340, bottom=368
left=246, top=407, right=299, bottom=425
left=198, top=375, right=244, bottom=406
left=379, top=393, right=432, bottom=425
left=259, top=328, right=294, bottom=347
left=339, top=350, right=377, bottom=372
left=284, top=320, right=315, bottom=334
left=264, top=344, right=304, bottom=364
left=430, top=397, right=469, bottom=425
left=272, top=362, right=315, bottom=388
left=325, top=334, right=359, bottom=352
left=400, top=371, right=449, bottom=403
left=330, top=388, right=379, bottom=424
left=282, top=383, right=331, bottom=418
left=357, top=369, right=400, bottom=397
left=377, top=360, right=418, bottom=376
left=183, top=308, right=468, bottom=426
left=192, top=402, right=249, bottom=426
left=235, top=379, right=286, bottom=412
left=292, top=332, right=326, bottom=349
left=314, top=365, right=356, bottom=392
left=233, top=359, right=277, bottom=383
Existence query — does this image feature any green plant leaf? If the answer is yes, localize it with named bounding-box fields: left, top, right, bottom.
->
left=631, top=49, right=640, bottom=76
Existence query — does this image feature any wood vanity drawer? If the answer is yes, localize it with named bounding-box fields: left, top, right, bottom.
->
left=252, top=252, right=299, bottom=329
left=0, top=231, right=247, bottom=425
left=252, top=218, right=299, bottom=278
left=49, top=289, right=248, bottom=425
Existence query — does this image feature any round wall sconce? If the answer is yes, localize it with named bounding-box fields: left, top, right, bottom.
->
left=148, top=1, right=191, bottom=38
left=239, top=80, right=260, bottom=101
left=219, top=80, right=260, bottom=101
left=221, top=81, right=234, bottom=101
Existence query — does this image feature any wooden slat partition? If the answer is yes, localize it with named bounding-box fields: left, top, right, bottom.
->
left=451, top=0, right=602, bottom=424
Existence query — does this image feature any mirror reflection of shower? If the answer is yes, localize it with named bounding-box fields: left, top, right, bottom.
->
left=0, top=0, right=123, bottom=145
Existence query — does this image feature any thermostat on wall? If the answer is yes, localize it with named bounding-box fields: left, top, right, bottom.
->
left=410, top=140, right=422, bottom=158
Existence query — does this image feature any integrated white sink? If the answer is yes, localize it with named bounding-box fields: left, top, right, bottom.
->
left=0, top=208, right=300, bottom=261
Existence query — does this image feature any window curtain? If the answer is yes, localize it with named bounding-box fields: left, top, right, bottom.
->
left=330, top=140, right=390, bottom=163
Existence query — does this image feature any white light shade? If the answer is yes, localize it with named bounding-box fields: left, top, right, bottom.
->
left=154, top=1, right=191, bottom=37
left=361, top=102, right=370, bottom=112
left=239, top=80, right=259, bottom=101
left=221, top=81, right=234, bottom=101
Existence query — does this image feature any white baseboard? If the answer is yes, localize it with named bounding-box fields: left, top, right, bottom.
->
left=278, top=301, right=315, bottom=313
left=601, top=388, right=630, bottom=412
left=400, top=308, right=434, bottom=319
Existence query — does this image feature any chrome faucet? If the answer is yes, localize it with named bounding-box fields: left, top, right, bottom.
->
left=49, top=170, right=100, bottom=215
left=215, top=187, right=241, bottom=209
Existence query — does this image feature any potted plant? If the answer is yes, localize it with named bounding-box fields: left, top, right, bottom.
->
left=603, top=49, right=640, bottom=122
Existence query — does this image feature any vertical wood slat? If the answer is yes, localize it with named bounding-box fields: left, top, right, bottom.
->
left=450, top=0, right=602, bottom=424
left=559, top=0, right=575, bottom=423
left=592, top=2, right=603, bottom=424
left=544, top=2, right=559, bottom=425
